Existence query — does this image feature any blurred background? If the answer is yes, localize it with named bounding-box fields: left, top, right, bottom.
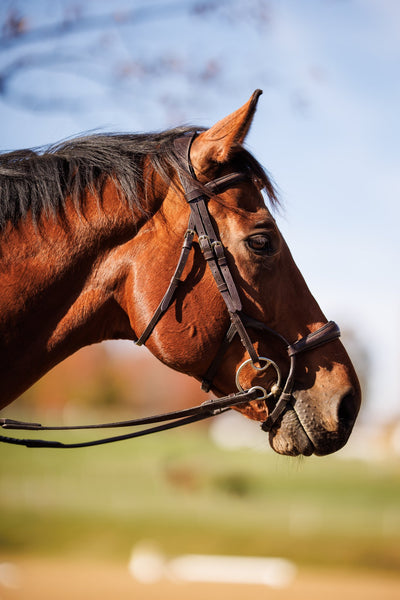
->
left=0, top=1, right=399, bottom=598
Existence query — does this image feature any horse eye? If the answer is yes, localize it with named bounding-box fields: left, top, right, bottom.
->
left=246, top=234, right=272, bottom=254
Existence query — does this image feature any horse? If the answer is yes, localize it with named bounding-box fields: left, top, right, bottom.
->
left=0, top=90, right=361, bottom=456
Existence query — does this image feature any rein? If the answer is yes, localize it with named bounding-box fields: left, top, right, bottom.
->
left=0, top=388, right=261, bottom=449
left=0, top=134, right=340, bottom=449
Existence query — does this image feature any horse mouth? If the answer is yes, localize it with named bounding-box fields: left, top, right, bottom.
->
left=232, top=397, right=315, bottom=456
left=231, top=386, right=356, bottom=457
left=268, top=401, right=354, bottom=457
left=268, top=407, right=315, bottom=456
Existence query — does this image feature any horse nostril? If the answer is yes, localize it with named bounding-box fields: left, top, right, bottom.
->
left=337, top=388, right=358, bottom=428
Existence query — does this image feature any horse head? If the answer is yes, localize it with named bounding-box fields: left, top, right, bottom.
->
left=0, top=91, right=361, bottom=456
left=123, top=91, right=361, bottom=456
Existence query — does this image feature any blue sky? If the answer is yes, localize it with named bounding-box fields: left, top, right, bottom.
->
left=1, top=0, right=399, bottom=423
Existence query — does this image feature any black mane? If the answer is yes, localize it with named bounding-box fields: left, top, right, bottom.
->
left=0, top=127, right=277, bottom=230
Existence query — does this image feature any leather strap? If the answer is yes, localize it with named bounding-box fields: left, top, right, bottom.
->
left=261, top=321, right=340, bottom=432
left=174, top=135, right=259, bottom=366
left=288, top=321, right=340, bottom=357
left=0, top=387, right=261, bottom=448
left=135, top=136, right=249, bottom=346
left=135, top=217, right=196, bottom=346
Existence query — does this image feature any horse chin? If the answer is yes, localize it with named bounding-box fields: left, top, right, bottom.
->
left=233, top=401, right=315, bottom=456
left=268, top=408, right=315, bottom=457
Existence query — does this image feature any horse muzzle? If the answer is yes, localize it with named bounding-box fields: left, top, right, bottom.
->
left=268, top=383, right=360, bottom=457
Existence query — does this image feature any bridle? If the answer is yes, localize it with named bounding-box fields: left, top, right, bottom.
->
left=0, top=134, right=340, bottom=449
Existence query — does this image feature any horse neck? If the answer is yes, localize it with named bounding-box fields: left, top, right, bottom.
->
left=0, top=175, right=162, bottom=407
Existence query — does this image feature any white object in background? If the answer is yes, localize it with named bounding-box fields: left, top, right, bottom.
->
left=0, top=562, right=21, bottom=589
left=129, top=543, right=296, bottom=588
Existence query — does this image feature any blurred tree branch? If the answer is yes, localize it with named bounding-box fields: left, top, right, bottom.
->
left=0, top=0, right=272, bottom=117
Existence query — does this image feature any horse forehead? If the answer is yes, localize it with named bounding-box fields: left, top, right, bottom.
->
left=211, top=178, right=271, bottom=216
left=228, top=180, right=265, bottom=210
left=211, top=200, right=273, bottom=230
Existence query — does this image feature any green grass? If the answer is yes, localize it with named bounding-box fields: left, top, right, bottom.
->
left=1, top=423, right=399, bottom=572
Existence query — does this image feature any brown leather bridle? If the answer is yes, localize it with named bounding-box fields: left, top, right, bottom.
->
left=0, top=134, right=340, bottom=449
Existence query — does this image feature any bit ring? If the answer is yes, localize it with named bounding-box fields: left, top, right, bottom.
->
left=247, top=386, right=268, bottom=401
left=235, top=356, right=282, bottom=399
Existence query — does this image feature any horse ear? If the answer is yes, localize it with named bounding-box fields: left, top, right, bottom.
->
left=191, top=89, right=263, bottom=174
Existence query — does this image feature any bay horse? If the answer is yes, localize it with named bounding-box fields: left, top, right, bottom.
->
left=0, top=90, right=361, bottom=455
